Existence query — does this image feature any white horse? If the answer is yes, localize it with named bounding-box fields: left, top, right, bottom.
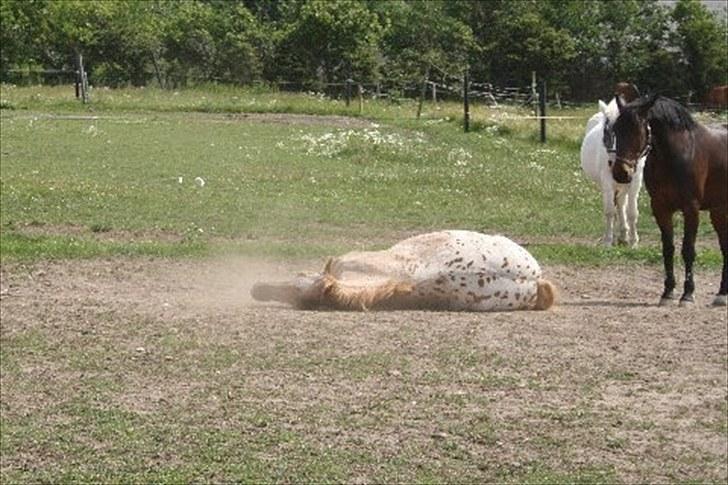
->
left=251, top=230, right=556, bottom=311
left=580, top=97, right=645, bottom=247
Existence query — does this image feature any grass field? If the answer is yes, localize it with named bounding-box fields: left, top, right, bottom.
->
left=1, top=85, right=726, bottom=484
left=0, top=84, right=723, bottom=266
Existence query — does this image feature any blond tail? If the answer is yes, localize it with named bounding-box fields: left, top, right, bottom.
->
left=535, top=279, right=557, bottom=310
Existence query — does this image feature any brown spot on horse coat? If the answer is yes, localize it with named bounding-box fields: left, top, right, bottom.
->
left=447, top=257, right=463, bottom=266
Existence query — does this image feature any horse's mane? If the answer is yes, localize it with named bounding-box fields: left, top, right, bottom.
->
left=632, top=95, right=697, bottom=131
left=315, top=273, right=413, bottom=310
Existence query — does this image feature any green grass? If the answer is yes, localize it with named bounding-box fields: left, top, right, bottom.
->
left=2, top=85, right=726, bottom=485
left=0, top=232, right=206, bottom=260
left=0, top=317, right=589, bottom=484
left=0, top=84, right=724, bottom=267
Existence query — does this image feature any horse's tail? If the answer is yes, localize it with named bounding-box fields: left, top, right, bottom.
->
left=535, top=279, right=557, bottom=310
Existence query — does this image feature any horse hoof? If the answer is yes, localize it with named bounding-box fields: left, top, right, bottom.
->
left=711, top=295, right=728, bottom=307
left=678, top=298, right=695, bottom=307
left=658, top=297, right=675, bottom=306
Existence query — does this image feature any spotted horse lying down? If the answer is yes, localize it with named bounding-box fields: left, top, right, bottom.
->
left=251, top=230, right=557, bottom=311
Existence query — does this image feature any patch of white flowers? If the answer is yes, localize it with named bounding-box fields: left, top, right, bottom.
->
left=299, top=131, right=350, bottom=157
left=447, top=147, right=473, bottom=167
left=298, top=128, right=426, bottom=158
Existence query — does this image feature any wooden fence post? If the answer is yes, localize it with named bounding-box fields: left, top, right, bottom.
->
left=75, top=69, right=80, bottom=98
left=77, top=53, right=89, bottom=104
left=463, top=68, right=470, bottom=133
left=417, top=68, right=429, bottom=119
left=345, top=79, right=352, bottom=107
left=431, top=81, right=437, bottom=102
left=81, top=69, right=89, bottom=104
left=531, top=70, right=538, bottom=116
left=539, top=80, right=547, bottom=143
left=358, top=83, right=363, bottom=114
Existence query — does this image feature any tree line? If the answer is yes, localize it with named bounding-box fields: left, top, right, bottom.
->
left=1, top=0, right=726, bottom=101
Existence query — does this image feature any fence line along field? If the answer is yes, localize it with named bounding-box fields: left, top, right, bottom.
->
left=1, top=85, right=726, bottom=483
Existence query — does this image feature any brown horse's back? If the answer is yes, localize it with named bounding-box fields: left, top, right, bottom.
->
left=705, top=85, right=728, bottom=109
left=698, top=125, right=728, bottom=210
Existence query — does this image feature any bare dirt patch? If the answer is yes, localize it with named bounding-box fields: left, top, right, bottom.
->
left=11, top=222, right=187, bottom=244
left=1, top=257, right=726, bottom=482
left=6, top=111, right=378, bottom=129
left=223, top=112, right=377, bottom=128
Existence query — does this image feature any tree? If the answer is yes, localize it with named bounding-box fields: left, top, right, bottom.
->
left=672, top=0, right=728, bottom=99
left=0, top=0, right=51, bottom=80
left=448, top=0, right=575, bottom=90
left=379, top=0, right=476, bottom=89
left=204, top=1, right=267, bottom=85
left=1, top=0, right=725, bottom=100
left=273, top=0, right=385, bottom=87
left=87, top=0, right=168, bottom=87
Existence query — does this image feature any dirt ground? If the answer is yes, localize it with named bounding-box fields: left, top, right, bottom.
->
left=1, top=257, right=726, bottom=482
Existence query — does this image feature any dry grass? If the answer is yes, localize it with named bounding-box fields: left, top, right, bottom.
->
left=1, top=257, right=726, bottom=483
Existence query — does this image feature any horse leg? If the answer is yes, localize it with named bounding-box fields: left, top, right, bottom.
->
left=615, top=188, right=629, bottom=245
left=601, top=189, right=616, bottom=246
left=626, top=188, right=640, bottom=248
left=709, top=207, right=728, bottom=306
left=678, top=205, right=700, bottom=306
left=652, top=205, right=677, bottom=304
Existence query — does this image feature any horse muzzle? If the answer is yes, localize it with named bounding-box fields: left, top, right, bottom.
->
left=612, top=158, right=636, bottom=184
left=613, top=170, right=632, bottom=184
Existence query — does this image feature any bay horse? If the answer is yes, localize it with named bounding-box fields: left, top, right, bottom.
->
left=610, top=94, right=727, bottom=306
left=705, top=85, right=728, bottom=110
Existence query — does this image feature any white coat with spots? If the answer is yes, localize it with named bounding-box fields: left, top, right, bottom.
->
left=251, top=230, right=556, bottom=311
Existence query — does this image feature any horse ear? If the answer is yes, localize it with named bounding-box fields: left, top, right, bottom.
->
left=631, top=83, right=640, bottom=97
left=598, top=100, right=608, bottom=113
left=615, top=95, right=624, bottom=113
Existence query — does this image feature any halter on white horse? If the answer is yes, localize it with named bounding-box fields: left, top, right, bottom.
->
left=580, top=97, right=645, bottom=247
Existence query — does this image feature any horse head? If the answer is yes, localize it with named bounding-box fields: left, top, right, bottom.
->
left=610, top=94, right=657, bottom=184
left=614, top=82, right=640, bottom=104
left=251, top=271, right=326, bottom=307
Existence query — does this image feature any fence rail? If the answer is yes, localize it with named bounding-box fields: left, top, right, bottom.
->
left=5, top=68, right=722, bottom=140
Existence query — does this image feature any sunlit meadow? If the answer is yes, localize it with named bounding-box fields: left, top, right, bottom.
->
left=1, top=85, right=727, bottom=485
left=0, top=84, right=722, bottom=266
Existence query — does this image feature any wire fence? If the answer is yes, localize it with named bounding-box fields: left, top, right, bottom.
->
left=5, top=67, right=723, bottom=139
left=5, top=68, right=78, bottom=86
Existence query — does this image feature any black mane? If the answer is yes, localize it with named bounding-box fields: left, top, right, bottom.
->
left=630, top=95, right=697, bottom=131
